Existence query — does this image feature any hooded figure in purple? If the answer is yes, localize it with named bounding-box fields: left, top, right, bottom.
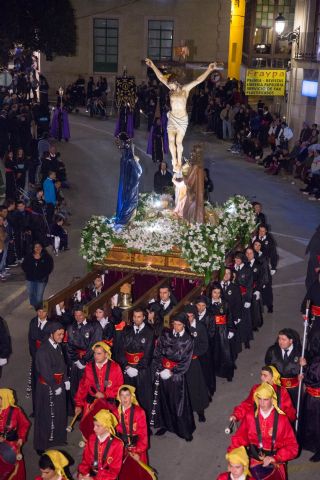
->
left=51, top=107, right=70, bottom=141
left=147, top=112, right=169, bottom=163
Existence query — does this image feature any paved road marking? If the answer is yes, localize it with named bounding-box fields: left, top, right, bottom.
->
left=277, top=246, right=304, bottom=269
left=70, top=120, right=147, bottom=157
left=2, top=285, right=26, bottom=307
left=273, top=281, right=305, bottom=289
left=273, top=231, right=309, bottom=246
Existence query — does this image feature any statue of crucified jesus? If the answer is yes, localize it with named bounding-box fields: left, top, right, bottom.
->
left=145, top=58, right=216, bottom=172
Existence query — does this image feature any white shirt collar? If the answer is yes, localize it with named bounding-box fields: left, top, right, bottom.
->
left=96, top=358, right=108, bottom=369
left=250, top=259, right=255, bottom=266
left=98, top=432, right=110, bottom=443
left=174, top=328, right=185, bottom=337
left=212, top=298, right=221, bottom=304
left=134, top=322, right=145, bottom=333
left=99, top=317, right=109, bottom=329
left=260, top=406, right=274, bottom=419
left=38, top=318, right=47, bottom=329
left=160, top=299, right=170, bottom=308
left=260, top=235, right=266, bottom=241
left=231, top=475, right=245, bottom=480
left=190, top=319, right=196, bottom=329
left=49, top=337, right=58, bottom=349
left=198, top=309, right=206, bottom=319
left=282, top=344, right=293, bottom=357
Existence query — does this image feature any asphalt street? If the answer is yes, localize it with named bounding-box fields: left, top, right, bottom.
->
left=1, top=112, right=319, bottom=479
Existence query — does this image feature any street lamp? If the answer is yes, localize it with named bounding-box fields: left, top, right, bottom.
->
left=275, top=13, right=286, bottom=36
left=275, top=13, right=300, bottom=47
left=58, top=86, right=64, bottom=108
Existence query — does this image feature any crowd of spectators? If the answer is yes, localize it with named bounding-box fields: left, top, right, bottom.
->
left=0, top=57, right=71, bottom=288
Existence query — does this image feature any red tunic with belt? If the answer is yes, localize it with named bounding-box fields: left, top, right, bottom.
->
left=0, top=406, right=30, bottom=480
left=228, top=408, right=298, bottom=476
left=74, top=359, right=124, bottom=413
left=231, top=383, right=296, bottom=424
left=78, top=433, right=124, bottom=480
left=115, top=404, right=148, bottom=464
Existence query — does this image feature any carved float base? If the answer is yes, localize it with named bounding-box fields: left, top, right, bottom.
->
left=96, top=246, right=203, bottom=279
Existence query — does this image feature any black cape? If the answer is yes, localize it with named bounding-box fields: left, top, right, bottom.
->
left=33, top=339, right=67, bottom=450
left=152, top=329, right=195, bottom=439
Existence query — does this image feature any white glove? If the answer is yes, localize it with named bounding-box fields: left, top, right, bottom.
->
left=227, top=332, right=235, bottom=339
left=55, top=387, right=62, bottom=396
left=270, top=270, right=276, bottom=276
left=234, top=318, right=241, bottom=325
left=0, top=358, right=8, bottom=366
left=253, top=291, right=261, bottom=300
left=160, top=368, right=172, bottom=380
left=244, top=302, right=251, bottom=309
left=126, top=366, right=138, bottom=378
left=64, top=381, right=70, bottom=391
left=75, top=360, right=86, bottom=370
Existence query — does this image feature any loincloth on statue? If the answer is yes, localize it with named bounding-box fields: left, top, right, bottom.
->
left=167, top=111, right=188, bottom=136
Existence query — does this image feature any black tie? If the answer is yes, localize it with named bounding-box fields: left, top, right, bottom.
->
left=284, top=349, right=289, bottom=361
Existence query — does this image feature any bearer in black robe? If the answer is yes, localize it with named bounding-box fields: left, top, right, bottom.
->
left=119, top=307, right=154, bottom=420
left=152, top=313, right=195, bottom=441
left=195, top=295, right=216, bottom=397
left=28, top=303, right=51, bottom=414
left=305, top=224, right=320, bottom=290
left=220, top=268, right=243, bottom=357
left=209, top=283, right=235, bottom=382
left=245, top=247, right=263, bottom=331
left=66, top=306, right=102, bottom=408
left=94, top=306, right=115, bottom=347
left=233, top=252, right=254, bottom=348
left=33, top=322, right=68, bottom=453
left=156, top=285, right=177, bottom=320
left=252, top=239, right=273, bottom=313
left=252, top=225, right=278, bottom=313
left=299, top=355, right=320, bottom=462
left=265, top=328, right=302, bottom=407
left=301, top=274, right=320, bottom=363
left=185, top=305, right=210, bottom=422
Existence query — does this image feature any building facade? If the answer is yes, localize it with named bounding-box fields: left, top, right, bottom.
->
left=41, top=0, right=231, bottom=92
left=287, top=0, right=320, bottom=135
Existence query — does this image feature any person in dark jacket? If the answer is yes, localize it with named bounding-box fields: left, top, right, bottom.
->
left=153, top=162, right=173, bottom=194
left=28, top=303, right=51, bottom=412
left=0, top=316, right=12, bottom=378
left=152, top=312, right=195, bottom=441
left=185, top=305, right=210, bottom=422
left=21, top=242, right=54, bottom=307
left=119, top=307, right=154, bottom=420
left=264, top=328, right=302, bottom=407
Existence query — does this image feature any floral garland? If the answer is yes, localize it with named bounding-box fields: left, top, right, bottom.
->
left=80, top=194, right=257, bottom=282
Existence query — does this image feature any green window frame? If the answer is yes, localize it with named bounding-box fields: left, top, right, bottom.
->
left=93, top=18, right=119, bottom=72
left=148, top=20, right=174, bottom=61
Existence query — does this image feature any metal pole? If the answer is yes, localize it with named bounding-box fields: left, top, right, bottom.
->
left=295, top=299, right=310, bottom=431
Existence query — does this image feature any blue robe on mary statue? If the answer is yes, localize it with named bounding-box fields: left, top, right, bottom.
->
left=114, top=145, right=142, bottom=229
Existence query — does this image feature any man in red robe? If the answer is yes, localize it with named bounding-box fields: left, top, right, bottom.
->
left=229, top=365, right=296, bottom=424
left=216, top=446, right=253, bottom=480
left=115, top=385, right=148, bottom=464
left=75, top=342, right=124, bottom=417
left=78, top=409, right=124, bottom=480
left=0, top=388, right=30, bottom=480
left=228, top=383, right=298, bottom=479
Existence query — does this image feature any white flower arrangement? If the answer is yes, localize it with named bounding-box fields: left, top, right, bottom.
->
left=80, top=194, right=257, bottom=283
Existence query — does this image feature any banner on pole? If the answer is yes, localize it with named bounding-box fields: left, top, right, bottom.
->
left=245, top=69, right=286, bottom=96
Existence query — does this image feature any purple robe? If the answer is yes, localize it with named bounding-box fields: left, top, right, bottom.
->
left=147, top=112, right=169, bottom=155
left=114, top=110, right=134, bottom=138
left=50, top=108, right=70, bottom=140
